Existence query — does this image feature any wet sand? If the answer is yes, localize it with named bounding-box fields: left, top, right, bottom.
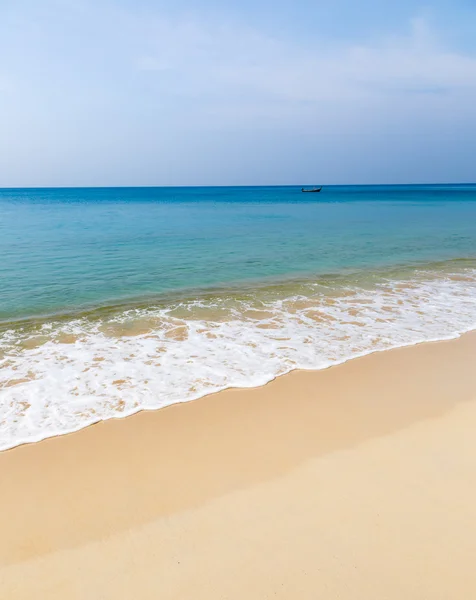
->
left=1, top=332, right=476, bottom=598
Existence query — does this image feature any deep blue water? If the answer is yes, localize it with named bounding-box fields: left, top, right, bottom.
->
left=1, top=185, right=476, bottom=320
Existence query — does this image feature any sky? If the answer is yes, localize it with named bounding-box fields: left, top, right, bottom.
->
left=1, top=0, right=476, bottom=186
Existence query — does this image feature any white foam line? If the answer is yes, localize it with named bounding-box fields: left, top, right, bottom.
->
left=1, top=271, right=476, bottom=451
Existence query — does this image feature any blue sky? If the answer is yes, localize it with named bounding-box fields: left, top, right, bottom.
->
left=1, top=0, right=476, bottom=186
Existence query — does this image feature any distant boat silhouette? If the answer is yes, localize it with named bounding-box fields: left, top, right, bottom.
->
left=301, top=187, right=322, bottom=193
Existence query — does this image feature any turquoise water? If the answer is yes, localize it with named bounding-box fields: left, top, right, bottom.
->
left=1, top=184, right=476, bottom=450
left=1, top=185, right=476, bottom=320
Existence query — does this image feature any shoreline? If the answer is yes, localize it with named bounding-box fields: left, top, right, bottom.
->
left=2, top=325, right=476, bottom=453
left=1, top=331, right=476, bottom=597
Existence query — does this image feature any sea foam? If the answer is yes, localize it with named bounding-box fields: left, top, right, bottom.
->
left=1, top=269, right=476, bottom=451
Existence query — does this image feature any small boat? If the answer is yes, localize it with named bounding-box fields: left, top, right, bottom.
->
left=301, top=187, right=322, bottom=193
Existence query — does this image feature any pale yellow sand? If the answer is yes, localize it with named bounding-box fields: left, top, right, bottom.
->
left=1, top=332, right=476, bottom=599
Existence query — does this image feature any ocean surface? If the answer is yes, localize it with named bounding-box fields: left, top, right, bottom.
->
left=1, top=184, right=476, bottom=450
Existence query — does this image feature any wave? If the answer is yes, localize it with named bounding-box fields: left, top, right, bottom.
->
left=1, top=267, right=476, bottom=451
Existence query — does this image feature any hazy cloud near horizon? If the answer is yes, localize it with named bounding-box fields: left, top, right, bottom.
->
left=1, top=0, right=476, bottom=186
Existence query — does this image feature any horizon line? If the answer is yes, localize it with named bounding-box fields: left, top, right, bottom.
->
left=1, top=182, right=475, bottom=190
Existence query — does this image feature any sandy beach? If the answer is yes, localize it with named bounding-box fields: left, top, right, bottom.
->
left=1, top=332, right=476, bottom=599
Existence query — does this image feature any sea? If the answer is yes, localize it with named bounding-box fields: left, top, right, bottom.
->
left=1, top=185, right=476, bottom=450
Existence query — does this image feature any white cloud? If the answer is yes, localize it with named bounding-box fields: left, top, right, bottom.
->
left=2, top=2, right=475, bottom=108
left=132, top=14, right=476, bottom=104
